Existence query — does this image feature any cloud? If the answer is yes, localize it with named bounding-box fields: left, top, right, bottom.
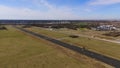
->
left=0, top=0, right=82, bottom=20
left=90, top=0, right=120, bottom=5
left=39, top=0, right=54, bottom=9
left=0, top=5, right=80, bottom=20
left=33, top=0, right=54, bottom=9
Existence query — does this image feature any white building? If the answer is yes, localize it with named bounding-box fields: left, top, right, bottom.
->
left=96, top=25, right=117, bottom=31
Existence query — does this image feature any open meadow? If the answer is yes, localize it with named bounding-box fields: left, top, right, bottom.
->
left=0, top=26, right=111, bottom=68
left=25, top=27, right=120, bottom=60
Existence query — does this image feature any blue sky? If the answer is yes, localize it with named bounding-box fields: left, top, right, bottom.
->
left=0, top=0, right=120, bottom=20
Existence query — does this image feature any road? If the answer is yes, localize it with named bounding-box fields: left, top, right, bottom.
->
left=72, top=34, right=120, bottom=44
left=15, top=26, right=120, bottom=68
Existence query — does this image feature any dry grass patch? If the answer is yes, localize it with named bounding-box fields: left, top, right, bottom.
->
left=0, top=26, right=112, bottom=68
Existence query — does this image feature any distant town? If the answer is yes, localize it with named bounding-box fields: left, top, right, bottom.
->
left=1, top=20, right=120, bottom=31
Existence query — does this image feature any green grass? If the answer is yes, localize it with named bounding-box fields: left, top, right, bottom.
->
left=26, top=27, right=120, bottom=60
left=63, top=37, right=120, bottom=60
left=25, top=27, right=68, bottom=38
left=0, top=26, right=110, bottom=68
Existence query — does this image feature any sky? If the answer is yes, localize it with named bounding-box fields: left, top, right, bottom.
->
left=0, top=0, right=120, bottom=20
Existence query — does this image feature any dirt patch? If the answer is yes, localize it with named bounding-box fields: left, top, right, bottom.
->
left=103, top=32, right=120, bottom=37
left=69, top=35, right=79, bottom=38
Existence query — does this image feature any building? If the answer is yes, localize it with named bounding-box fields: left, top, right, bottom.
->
left=96, top=25, right=117, bottom=31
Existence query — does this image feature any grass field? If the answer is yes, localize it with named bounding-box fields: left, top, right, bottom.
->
left=60, top=28, right=120, bottom=40
left=0, top=26, right=111, bottom=68
left=57, top=28, right=116, bottom=40
left=25, top=27, right=120, bottom=60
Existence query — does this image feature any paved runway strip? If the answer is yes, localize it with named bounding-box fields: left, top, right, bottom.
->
left=15, top=26, right=120, bottom=68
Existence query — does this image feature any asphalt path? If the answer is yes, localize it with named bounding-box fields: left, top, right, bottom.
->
left=15, top=27, right=120, bottom=68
